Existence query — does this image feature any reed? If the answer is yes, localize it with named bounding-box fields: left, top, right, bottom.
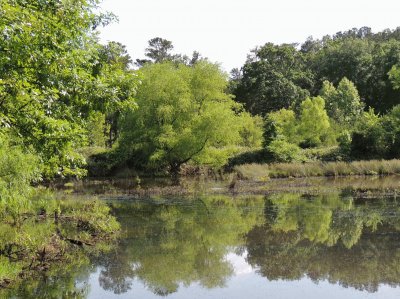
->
left=235, top=160, right=400, bottom=180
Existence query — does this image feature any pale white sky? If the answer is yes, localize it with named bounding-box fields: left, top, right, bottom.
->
left=98, top=0, right=400, bottom=72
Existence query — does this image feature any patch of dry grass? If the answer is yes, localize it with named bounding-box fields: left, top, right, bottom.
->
left=235, top=160, right=400, bottom=180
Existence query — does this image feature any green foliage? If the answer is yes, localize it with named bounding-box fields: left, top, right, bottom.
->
left=0, top=133, right=41, bottom=225
left=310, top=34, right=400, bottom=112
left=136, top=37, right=204, bottom=67
left=0, top=256, right=23, bottom=282
left=232, top=43, right=312, bottom=116
left=298, top=97, right=331, bottom=147
left=0, top=131, right=119, bottom=285
left=89, top=42, right=139, bottom=148
left=231, top=28, right=400, bottom=162
left=337, top=130, right=352, bottom=158
left=0, top=191, right=119, bottom=287
left=348, top=107, right=400, bottom=159
left=118, top=61, right=263, bottom=173
left=389, top=65, right=400, bottom=89
left=0, top=1, right=137, bottom=178
left=87, top=111, right=108, bottom=147
left=320, top=78, right=364, bottom=125
left=266, top=109, right=298, bottom=143
left=0, top=0, right=95, bottom=177
left=267, top=140, right=304, bottom=163
left=238, top=114, right=264, bottom=148
left=63, top=200, right=120, bottom=236
left=262, top=96, right=333, bottom=162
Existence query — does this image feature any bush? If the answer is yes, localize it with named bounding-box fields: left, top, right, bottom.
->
left=337, top=131, right=352, bottom=159
left=267, top=139, right=305, bottom=162
left=0, top=134, right=41, bottom=225
left=350, top=109, right=388, bottom=159
left=297, top=97, right=331, bottom=147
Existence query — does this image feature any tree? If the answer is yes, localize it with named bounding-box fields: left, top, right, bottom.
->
left=143, top=37, right=174, bottom=63
left=233, top=27, right=400, bottom=118
left=232, top=43, right=313, bottom=116
left=320, top=78, right=364, bottom=125
left=349, top=105, right=400, bottom=159
left=96, top=42, right=132, bottom=71
left=297, top=97, right=331, bottom=147
left=136, top=38, right=204, bottom=67
left=389, top=64, right=400, bottom=89
left=89, top=42, right=138, bottom=147
left=266, top=109, right=298, bottom=143
left=349, top=109, right=387, bottom=159
left=0, top=1, right=137, bottom=177
left=311, top=35, right=400, bottom=113
left=266, top=139, right=303, bottom=162
left=118, top=61, right=262, bottom=174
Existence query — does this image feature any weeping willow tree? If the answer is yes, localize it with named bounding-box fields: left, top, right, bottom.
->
left=118, top=61, right=263, bottom=174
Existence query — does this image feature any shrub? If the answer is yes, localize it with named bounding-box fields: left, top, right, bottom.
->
left=267, top=139, right=305, bottom=162
left=297, top=97, right=331, bottom=147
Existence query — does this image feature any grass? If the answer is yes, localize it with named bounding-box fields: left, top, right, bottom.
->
left=235, top=159, right=400, bottom=180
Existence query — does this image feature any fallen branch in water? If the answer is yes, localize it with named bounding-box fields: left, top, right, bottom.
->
left=55, top=228, right=94, bottom=247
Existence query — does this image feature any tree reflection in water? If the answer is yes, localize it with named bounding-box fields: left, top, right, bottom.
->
left=98, top=194, right=400, bottom=295
left=247, top=193, right=400, bottom=292
left=3, top=193, right=400, bottom=298
left=97, top=195, right=265, bottom=295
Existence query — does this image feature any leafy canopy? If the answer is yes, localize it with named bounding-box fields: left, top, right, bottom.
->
left=0, top=0, right=137, bottom=177
left=118, top=61, right=262, bottom=173
left=320, top=78, right=364, bottom=125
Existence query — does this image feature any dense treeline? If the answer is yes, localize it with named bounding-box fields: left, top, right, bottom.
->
left=232, top=26, right=400, bottom=115
left=4, top=1, right=400, bottom=179
left=231, top=27, right=400, bottom=163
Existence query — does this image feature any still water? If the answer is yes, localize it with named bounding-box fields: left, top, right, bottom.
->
left=7, top=192, right=400, bottom=298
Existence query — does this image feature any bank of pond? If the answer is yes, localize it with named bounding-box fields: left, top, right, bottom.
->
left=1, top=177, right=400, bottom=298
left=0, top=191, right=119, bottom=291
left=235, top=159, right=400, bottom=180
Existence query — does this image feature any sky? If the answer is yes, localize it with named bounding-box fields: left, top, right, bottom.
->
left=98, top=0, right=400, bottom=72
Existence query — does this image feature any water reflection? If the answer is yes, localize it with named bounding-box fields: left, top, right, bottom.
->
left=3, top=193, right=400, bottom=298
left=97, top=194, right=400, bottom=296
left=248, top=194, right=400, bottom=293
left=98, top=196, right=265, bottom=295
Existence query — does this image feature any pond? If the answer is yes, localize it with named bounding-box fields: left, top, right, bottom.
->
left=3, top=185, right=400, bottom=298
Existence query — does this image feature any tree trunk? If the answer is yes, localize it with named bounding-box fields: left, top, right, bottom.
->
left=170, top=162, right=181, bottom=185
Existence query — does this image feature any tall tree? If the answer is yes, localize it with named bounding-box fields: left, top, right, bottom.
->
left=319, top=78, right=364, bottom=125
left=310, top=35, right=400, bottom=112
left=118, top=61, right=262, bottom=174
left=297, top=97, right=331, bottom=147
left=136, top=38, right=204, bottom=67
left=135, top=37, right=174, bottom=66
left=90, top=41, right=138, bottom=147
left=0, top=0, right=137, bottom=177
left=232, top=43, right=313, bottom=116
